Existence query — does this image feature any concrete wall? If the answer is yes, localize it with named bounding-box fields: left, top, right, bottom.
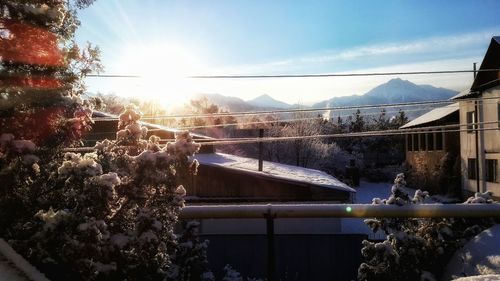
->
left=459, top=85, right=500, bottom=196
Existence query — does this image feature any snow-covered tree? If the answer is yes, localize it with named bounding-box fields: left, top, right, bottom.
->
left=3, top=106, right=201, bottom=281
left=168, top=220, right=214, bottom=281
left=358, top=174, right=498, bottom=281
left=1, top=2, right=206, bottom=280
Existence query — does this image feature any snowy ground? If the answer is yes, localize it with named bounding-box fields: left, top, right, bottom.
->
left=442, top=224, right=500, bottom=280
left=340, top=181, right=393, bottom=239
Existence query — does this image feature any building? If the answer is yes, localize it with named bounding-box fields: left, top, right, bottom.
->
left=400, top=103, right=460, bottom=194
left=452, top=36, right=500, bottom=198
left=87, top=111, right=356, bottom=205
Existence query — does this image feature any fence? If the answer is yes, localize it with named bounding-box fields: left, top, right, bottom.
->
left=180, top=203, right=500, bottom=281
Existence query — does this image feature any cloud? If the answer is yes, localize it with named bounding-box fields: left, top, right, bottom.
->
left=217, top=28, right=497, bottom=75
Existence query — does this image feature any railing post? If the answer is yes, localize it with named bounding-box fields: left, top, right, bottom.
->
left=266, top=208, right=276, bottom=281
left=258, top=128, right=264, bottom=171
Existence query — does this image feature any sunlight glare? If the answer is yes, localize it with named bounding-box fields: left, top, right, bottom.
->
left=111, top=43, right=204, bottom=109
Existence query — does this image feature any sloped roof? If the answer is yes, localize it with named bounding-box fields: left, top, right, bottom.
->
left=451, top=88, right=474, bottom=99
left=400, top=103, right=459, bottom=129
left=194, top=153, right=355, bottom=193
left=453, top=36, right=500, bottom=99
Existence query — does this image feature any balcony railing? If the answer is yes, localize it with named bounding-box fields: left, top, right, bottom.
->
left=180, top=203, right=500, bottom=281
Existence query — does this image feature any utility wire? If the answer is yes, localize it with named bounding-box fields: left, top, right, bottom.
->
left=83, top=68, right=500, bottom=79
left=92, top=96, right=499, bottom=122
left=92, top=99, right=457, bottom=121
left=87, top=106, right=442, bottom=135
left=190, top=69, right=500, bottom=79
left=76, top=121, right=499, bottom=149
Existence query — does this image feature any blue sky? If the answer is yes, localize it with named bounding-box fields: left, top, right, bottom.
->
left=77, top=0, right=500, bottom=104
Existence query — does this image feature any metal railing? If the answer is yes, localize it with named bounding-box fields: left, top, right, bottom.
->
left=179, top=203, right=500, bottom=281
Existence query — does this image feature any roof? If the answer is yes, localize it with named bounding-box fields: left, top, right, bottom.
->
left=451, top=88, right=474, bottom=99
left=453, top=36, right=500, bottom=99
left=400, top=103, right=459, bottom=129
left=194, top=153, right=355, bottom=193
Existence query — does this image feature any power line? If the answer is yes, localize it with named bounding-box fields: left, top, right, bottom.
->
left=92, top=99, right=456, bottom=121
left=75, top=121, right=499, bottom=149
left=86, top=106, right=441, bottom=135
left=83, top=69, right=500, bottom=79
left=92, top=96, right=499, bottom=122
left=190, top=69, right=500, bottom=79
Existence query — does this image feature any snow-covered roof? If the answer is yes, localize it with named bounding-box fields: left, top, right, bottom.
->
left=194, top=153, right=355, bottom=193
left=0, top=239, right=50, bottom=281
left=400, top=103, right=459, bottom=129
left=451, top=88, right=473, bottom=99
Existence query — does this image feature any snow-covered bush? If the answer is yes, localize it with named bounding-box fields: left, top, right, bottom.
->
left=3, top=105, right=201, bottom=281
left=358, top=173, right=498, bottom=281
left=168, top=221, right=214, bottom=281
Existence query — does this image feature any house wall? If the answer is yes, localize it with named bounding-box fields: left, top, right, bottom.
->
left=185, top=164, right=353, bottom=203
left=460, top=85, right=500, bottom=197
left=405, top=130, right=460, bottom=193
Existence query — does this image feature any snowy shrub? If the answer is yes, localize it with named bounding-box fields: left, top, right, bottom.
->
left=358, top=173, right=498, bottom=281
left=167, top=221, right=214, bottom=281
left=2, top=105, right=202, bottom=281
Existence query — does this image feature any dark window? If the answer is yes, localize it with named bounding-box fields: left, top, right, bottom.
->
left=486, top=159, right=498, bottom=182
left=407, top=134, right=413, bottom=151
left=419, top=133, right=426, bottom=151
left=435, top=131, right=443, bottom=150
left=427, top=132, right=434, bottom=151
left=467, top=111, right=476, bottom=133
left=413, top=134, right=418, bottom=151
left=468, top=158, right=477, bottom=180
left=498, top=103, right=500, bottom=128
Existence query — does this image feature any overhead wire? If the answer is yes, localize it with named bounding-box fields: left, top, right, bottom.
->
left=74, top=120, right=499, bottom=150
left=86, top=105, right=445, bottom=136
left=91, top=96, right=498, bottom=122
left=83, top=68, right=500, bottom=79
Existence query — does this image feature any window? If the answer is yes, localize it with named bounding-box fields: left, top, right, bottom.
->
left=413, top=134, right=418, bottom=151
left=407, top=134, right=413, bottom=151
left=427, top=132, right=434, bottom=151
left=419, top=133, right=426, bottom=151
left=468, top=158, right=477, bottom=180
left=486, top=159, right=498, bottom=182
left=467, top=111, right=476, bottom=133
left=435, top=131, right=443, bottom=150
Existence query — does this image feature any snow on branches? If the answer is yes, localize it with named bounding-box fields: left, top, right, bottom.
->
left=358, top=173, right=498, bottom=281
left=2, top=104, right=202, bottom=281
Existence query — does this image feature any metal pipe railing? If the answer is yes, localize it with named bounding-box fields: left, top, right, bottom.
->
left=180, top=203, right=500, bottom=219
left=180, top=203, right=500, bottom=281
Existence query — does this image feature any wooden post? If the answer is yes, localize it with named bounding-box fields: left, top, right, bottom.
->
left=258, top=128, right=264, bottom=171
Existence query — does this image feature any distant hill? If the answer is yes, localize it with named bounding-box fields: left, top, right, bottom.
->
left=247, top=94, right=292, bottom=109
left=313, top=78, right=458, bottom=119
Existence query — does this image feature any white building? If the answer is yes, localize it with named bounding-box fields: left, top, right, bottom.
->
left=453, top=36, right=500, bottom=198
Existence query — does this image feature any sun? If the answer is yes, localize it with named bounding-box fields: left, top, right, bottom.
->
left=110, top=42, right=205, bottom=108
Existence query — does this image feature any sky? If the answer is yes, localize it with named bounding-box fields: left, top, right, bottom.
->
left=76, top=0, right=500, bottom=105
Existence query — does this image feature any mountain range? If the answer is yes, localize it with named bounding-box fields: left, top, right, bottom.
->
left=312, top=78, right=458, bottom=108
left=194, top=79, right=458, bottom=118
